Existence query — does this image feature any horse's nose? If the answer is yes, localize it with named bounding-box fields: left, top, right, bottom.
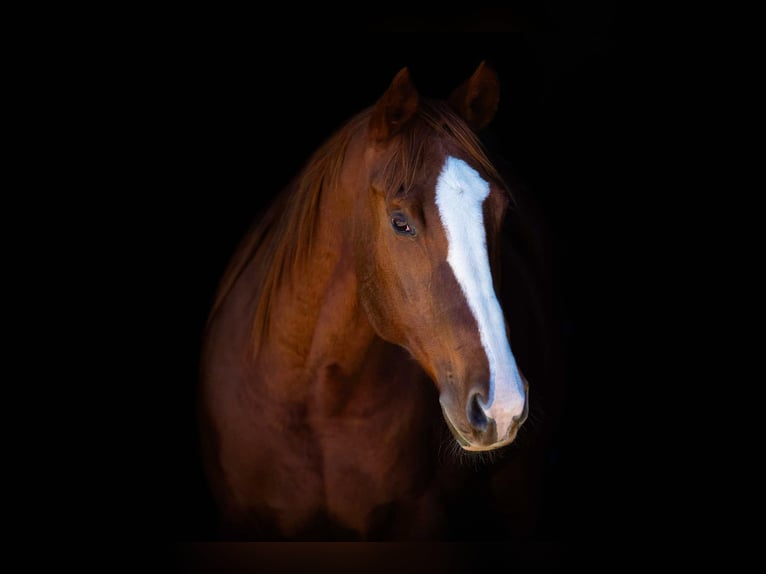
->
left=467, top=389, right=525, bottom=443
left=466, top=390, right=490, bottom=432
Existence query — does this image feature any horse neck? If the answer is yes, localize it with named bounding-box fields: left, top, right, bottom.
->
left=253, top=181, right=381, bottom=388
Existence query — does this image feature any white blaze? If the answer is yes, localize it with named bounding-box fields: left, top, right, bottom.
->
left=434, top=156, right=526, bottom=439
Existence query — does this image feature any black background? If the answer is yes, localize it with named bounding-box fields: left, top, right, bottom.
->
left=80, top=3, right=704, bottom=569
left=133, top=15, right=606, bottom=530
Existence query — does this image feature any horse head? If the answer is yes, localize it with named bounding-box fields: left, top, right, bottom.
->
left=347, top=61, right=529, bottom=451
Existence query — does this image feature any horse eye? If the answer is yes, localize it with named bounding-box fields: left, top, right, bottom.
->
left=391, top=215, right=414, bottom=235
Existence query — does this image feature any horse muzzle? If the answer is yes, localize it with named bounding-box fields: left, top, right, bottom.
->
left=439, top=379, right=529, bottom=451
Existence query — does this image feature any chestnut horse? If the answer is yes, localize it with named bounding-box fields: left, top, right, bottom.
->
left=199, top=61, right=561, bottom=540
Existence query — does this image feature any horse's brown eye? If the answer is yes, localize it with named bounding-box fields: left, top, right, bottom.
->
left=391, top=215, right=414, bottom=235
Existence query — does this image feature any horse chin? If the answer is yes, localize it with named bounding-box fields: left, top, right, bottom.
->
left=460, top=433, right=518, bottom=452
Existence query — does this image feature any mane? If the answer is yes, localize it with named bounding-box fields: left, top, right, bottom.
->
left=206, top=98, right=511, bottom=355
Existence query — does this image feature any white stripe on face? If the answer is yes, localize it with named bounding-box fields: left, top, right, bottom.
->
left=434, top=156, right=526, bottom=439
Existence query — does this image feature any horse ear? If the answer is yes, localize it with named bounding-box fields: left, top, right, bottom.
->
left=369, top=67, right=420, bottom=142
left=448, top=60, right=500, bottom=131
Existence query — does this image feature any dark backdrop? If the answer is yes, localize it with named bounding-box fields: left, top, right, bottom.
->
left=95, top=4, right=684, bottom=566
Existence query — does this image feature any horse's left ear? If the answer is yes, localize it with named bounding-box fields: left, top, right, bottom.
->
left=448, top=60, right=500, bottom=131
left=369, top=67, right=420, bottom=143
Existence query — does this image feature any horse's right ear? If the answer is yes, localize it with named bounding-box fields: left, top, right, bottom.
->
left=369, top=67, right=420, bottom=143
left=448, top=60, right=500, bottom=131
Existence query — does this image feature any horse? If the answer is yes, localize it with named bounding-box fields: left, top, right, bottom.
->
left=198, top=61, right=563, bottom=540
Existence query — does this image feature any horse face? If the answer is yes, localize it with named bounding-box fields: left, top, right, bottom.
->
left=356, top=145, right=528, bottom=452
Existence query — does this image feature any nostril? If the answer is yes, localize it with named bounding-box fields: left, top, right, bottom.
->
left=467, top=392, right=489, bottom=432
